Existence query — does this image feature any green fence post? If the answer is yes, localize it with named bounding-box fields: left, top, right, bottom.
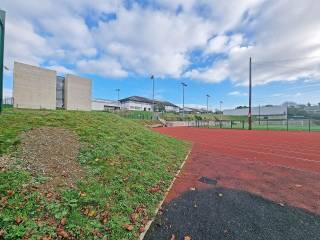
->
left=242, top=121, right=244, bottom=129
left=287, top=118, right=289, bottom=131
left=309, top=119, right=311, bottom=132
left=267, top=119, right=269, bottom=130
left=231, top=121, right=233, bottom=129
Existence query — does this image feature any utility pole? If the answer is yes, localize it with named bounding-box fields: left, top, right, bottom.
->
left=116, top=88, right=120, bottom=108
left=151, top=75, right=155, bottom=113
left=206, top=94, right=210, bottom=114
left=219, top=101, right=223, bottom=122
left=259, top=104, right=261, bottom=125
left=181, top=82, right=187, bottom=119
left=0, top=10, right=5, bottom=114
left=248, top=57, right=252, bottom=130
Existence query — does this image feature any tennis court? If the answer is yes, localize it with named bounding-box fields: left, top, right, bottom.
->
left=145, top=127, right=320, bottom=239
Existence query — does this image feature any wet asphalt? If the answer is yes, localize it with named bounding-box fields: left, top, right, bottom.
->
left=144, top=188, right=320, bottom=240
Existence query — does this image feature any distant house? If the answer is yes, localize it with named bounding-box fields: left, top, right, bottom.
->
left=92, top=99, right=120, bottom=111
left=119, top=96, right=179, bottom=112
left=304, top=105, right=320, bottom=114
left=182, top=107, right=207, bottom=114
left=223, top=105, right=288, bottom=119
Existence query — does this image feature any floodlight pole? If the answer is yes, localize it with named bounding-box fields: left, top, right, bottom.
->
left=151, top=75, right=155, bottom=113
left=181, top=82, right=187, bottom=119
left=0, top=10, right=5, bottom=114
left=206, top=94, right=210, bottom=114
left=116, top=88, right=120, bottom=108
left=219, top=101, right=223, bottom=122
left=248, top=57, right=252, bottom=130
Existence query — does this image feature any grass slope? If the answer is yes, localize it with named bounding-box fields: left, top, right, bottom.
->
left=0, top=109, right=189, bottom=239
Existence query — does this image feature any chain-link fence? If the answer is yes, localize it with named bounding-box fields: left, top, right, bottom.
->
left=187, top=119, right=320, bottom=132
left=3, top=97, right=13, bottom=107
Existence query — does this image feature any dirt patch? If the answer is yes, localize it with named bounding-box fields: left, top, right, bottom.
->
left=19, top=127, right=83, bottom=191
left=0, top=155, right=15, bottom=170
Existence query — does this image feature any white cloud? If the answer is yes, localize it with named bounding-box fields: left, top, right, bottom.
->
left=1, top=0, right=320, bottom=86
left=184, top=61, right=230, bottom=83
left=77, top=57, right=128, bottom=78
left=228, top=91, right=248, bottom=96
left=47, top=65, right=75, bottom=75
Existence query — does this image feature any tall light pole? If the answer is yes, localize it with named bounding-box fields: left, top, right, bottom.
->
left=116, top=88, right=120, bottom=108
left=181, top=82, right=187, bottom=119
left=219, top=101, right=223, bottom=122
left=151, top=75, right=155, bottom=113
left=206, top=94, right=210, bottom=114
left=248, top=57, right=252, bottom=130
left=0, top=10, right=6, bottom=114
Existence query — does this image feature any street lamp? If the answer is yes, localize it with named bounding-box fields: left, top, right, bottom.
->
left=219, top=101, right=223, bottom=123
left=116, top=88, right=120, bottom=109
left=151, top=75, right=155, bottom=113
left=0, top=9, right=6, bottom=114
left=181, top=82, right=187, bottom=119
left=206, top=94, right=210, bottom=114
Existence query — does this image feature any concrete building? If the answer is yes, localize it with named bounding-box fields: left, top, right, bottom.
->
left=13, top=62, right=57, bottom=109
left=64, top=74, right=91, bottom=111
left=13, top=62, right=91, bottom=111
left=223, top=105, right=287, bottom=119
left=119, top=96, right=179, bottom=112
left=92, top=99, right=120, bottom=111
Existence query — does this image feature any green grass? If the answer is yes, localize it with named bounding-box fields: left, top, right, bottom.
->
left=0, top=109, right=189, bottom=239
left=117, top=110, right=154, bottom=120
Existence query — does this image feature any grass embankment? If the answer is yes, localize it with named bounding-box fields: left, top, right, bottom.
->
left=0, top=109, right=189, bottom=239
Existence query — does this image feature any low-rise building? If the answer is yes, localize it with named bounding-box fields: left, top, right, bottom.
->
left=92, top=99, right=120, bottom=111
left=119, top=96, right=179, bottom=112
left=223, top=105, right=287, bottom=119
left=13, top=62, right=92, bottom=111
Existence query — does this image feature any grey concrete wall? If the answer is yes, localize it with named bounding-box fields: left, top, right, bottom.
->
left=223, top=106, right=287, bottom=116
left=64, top=74, right=91, bottom=111
left=13, top=62, right=57, bottom=109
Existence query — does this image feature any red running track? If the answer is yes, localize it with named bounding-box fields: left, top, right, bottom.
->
left=154, top=127, right=320, bottom=215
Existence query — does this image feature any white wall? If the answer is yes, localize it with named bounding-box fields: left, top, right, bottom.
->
left=92, top=100, right=119, bottom=111
left=165, top=105, right=179, bottom=112
left=223, top=106, right=287, bottom=116
left=121, top=101, right=153, bottom=111
left=65, top=74, right=92, bottom=111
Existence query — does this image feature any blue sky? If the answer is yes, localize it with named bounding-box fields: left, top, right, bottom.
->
left=2, top=0, right=320, bottom=110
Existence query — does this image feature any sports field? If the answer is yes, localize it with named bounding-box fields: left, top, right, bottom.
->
left=145, top=127, right=320, bottom=239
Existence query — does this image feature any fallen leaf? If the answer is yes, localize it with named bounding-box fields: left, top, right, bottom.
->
left=1, top=196, right=8, bottom=205
left=130, top=213, right=139, bottom=224
left=184, top=236, right=192, bottom=240
left=295, top=184, right=302, bottom=188
left=88, top=210, right=97, bottom=217
left=92, top=229, right=103, bottom=238
left=139, top=226, right=145, bottom=233
left=100, top=211, right=109, bottom=224
left=16, top=216, right=23, bottom=224
left=170, top=234, right=176, bottom=240
left=190, top=187, right=196, bottom=191
left=60, top=218, right=67, bottom=225
left=0, top=229, right=5, bottom=237
left=123, top=224, right=134, bottom=231
left=46, top=192, right=53, bottom=199
left=39, top=236, right=52, bottom=240
left=56, top=227, right=69, bottom=239
left=7, top=190, right=15, bottom=197
left=79, top=191, right=87, bottom=197
left=148, top=185, right=161, bottom=193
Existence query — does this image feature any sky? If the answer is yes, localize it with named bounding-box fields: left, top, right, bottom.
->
left=2, top=0, right=320, bottom=110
